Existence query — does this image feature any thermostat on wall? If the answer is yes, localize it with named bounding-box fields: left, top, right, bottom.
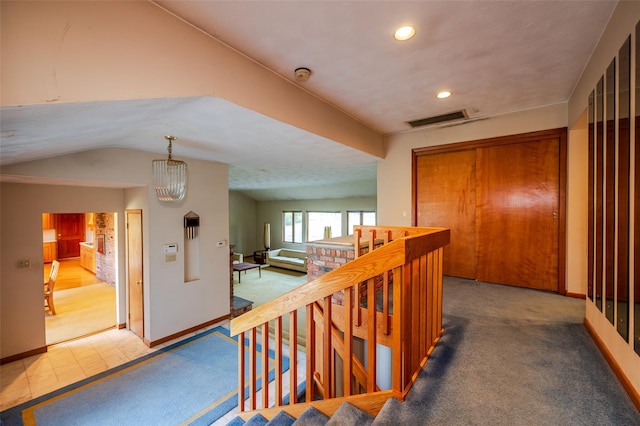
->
left=163, top=243, right=178, bottom=254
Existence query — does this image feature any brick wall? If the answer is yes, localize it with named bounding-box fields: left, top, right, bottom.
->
left=306, top=245, right=355, bottom=280
left=95, top=212, right=116, bottom=286
left=307, top=239, right=386, bottom=305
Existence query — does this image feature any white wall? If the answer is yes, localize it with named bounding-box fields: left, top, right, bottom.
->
left=1, top=148, right=229, bottom=358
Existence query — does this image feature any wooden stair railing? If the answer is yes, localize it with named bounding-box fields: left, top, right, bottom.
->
left=230, top=226, right=450, bottom=420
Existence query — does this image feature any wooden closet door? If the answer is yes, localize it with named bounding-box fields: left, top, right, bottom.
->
left=475, top=139, right=559, bottom=291
left=416, top=149, right=476, bottom=279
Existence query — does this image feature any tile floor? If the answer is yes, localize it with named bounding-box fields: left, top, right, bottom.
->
left=1, top=320, right=306, bottom=424
left=0, top=321, right=228, bottom=413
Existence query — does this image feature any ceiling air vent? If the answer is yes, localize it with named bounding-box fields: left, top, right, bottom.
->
left=407, top=109, right=468, bottom=128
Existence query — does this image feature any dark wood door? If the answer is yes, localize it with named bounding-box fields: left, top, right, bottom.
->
left=475, top=139, right=559, bottom=291
left=56, top=213, right=84, bottom=259
left=416, top=149, right=477, bottom=279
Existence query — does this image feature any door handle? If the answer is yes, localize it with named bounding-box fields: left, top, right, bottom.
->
left=136, top=280, right=142, bottom=286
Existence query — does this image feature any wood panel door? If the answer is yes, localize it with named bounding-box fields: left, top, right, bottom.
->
left=126, top=210, right=144, bottom=339
left=416, top=149, right=477, bottom=279
left=56, top=213, right=84, bottom=259
left=475, top=139, right=559, bottom=291
left=413, top=128, right=565, bottom=293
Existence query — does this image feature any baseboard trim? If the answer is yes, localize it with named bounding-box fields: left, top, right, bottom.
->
left=145, top=314, right=231, bottom=348
left=1, top=317, right=230, bottom=364
left=566, top=292, right=586, bottom=299
left=584, top=318, right=640, bottom=411
left=1, top=346, right=47, bottom=365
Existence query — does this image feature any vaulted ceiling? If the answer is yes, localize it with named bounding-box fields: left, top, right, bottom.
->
left=0, top=1, right=617, bottom=200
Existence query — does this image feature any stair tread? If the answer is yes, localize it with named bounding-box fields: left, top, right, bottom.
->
left=244, top=413, right=269, bottom=426
left=371, top=398, right=402, bottom=425
left=267, top=410, right=296, bottom=426
left=326, top=402, right=375, bottom=426
left=292, top=406, right=330, bottom=425
left=226, top=416, right=247, bottom=426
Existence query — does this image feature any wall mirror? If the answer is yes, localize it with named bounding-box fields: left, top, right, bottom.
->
left=596, top=75, right=604, bottom=313
left=635, top=22, right=640, bottom=355
left=617, top=36, right=630, bottom=341
left=588, top=90, right=594, bottom=303
left=605, top=58, right=615, bottom=325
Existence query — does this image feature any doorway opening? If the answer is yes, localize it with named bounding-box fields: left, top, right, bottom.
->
left=43, top=212, right=118, bottom=345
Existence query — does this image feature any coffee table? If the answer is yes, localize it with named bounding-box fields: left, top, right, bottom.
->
left=233, top=262, right=262, bottom=283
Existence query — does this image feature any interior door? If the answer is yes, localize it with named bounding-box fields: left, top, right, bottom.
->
left=416, top=149, right=477, bottom=279
left=126, top=209, right=144, bottom=339
left=56, top=213, right=84, bottom=258
left=475, top=139, right=559, bottom=291
left=414, top=129, right=564, bottom=293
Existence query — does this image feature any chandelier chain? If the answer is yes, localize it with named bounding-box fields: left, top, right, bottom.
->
left=165, top=135, right=176, bottom=160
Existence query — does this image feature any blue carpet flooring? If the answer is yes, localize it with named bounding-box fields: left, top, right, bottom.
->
left=1, top=326, right=289, bottom=426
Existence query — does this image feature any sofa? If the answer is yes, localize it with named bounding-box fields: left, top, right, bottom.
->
left=266, top=248, right=307, bottom=273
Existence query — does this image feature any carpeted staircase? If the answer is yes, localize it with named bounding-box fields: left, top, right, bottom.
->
left=226, top=400, right=379, bottom=425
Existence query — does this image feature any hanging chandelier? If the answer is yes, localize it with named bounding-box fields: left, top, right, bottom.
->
left=152, top=135, right=187, bottom=202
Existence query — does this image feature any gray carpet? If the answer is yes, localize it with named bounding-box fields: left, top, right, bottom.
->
left=373, top=277, right=640, bottom=425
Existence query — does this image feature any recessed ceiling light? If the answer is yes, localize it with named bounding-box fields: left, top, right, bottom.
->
left=436, top=91, right=452, bottom=99
left=394, top=26, right=416, bottom=41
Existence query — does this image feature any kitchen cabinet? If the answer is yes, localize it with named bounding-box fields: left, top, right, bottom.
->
left=42, top=213, right=55, bottom=230
left=43, top=242, right=57, bottom=263
left=80, top=243, right=96, bottom=273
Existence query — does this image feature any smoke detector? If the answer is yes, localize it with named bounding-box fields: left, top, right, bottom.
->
left=294, top=67, right=311, bottom=82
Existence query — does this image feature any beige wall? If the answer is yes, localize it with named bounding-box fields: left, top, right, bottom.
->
left=378, top=0, right=640, bottom=398
left=568, top=1, right=639, bottom=127
left=567, top=1, right=640, bottom=396
left=0, top=183, right=126, bottom=357
left=229, top=191, right=258, bottom=256
left=566, top=110, right=589, bottom=297
left=379, top=104, right=591, bottom=298
left=2, top=0, right=638, bottom=400
left=1, top=148, right=229, bottom=358
left=0, top=0, right=382, bottom=358
left=378, top=103, right=568, bottom=224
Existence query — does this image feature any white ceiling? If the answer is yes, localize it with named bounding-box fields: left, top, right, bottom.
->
left=0, top=1, right=618, bottom=200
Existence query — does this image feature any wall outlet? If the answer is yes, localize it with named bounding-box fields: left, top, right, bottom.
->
left=17, top=260, right=31, bottom=269
left=216, top=240, right=226, bottom=248
left=165, top=254, right=176, bottom=262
